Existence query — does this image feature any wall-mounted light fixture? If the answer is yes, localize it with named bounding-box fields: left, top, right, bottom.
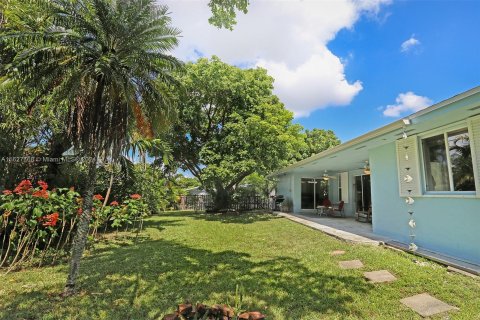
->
left=363, top=161, right=371, bottom=175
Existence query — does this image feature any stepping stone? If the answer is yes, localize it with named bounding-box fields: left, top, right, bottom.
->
left=400, top=293, right=459, bottom=318
left=339, top=259, right=363, bottom=269
left=364, top=270, right=397, bottom=283
left=330, top=250, right=345, bottom=256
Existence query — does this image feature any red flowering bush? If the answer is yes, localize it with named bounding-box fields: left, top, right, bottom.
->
left=93, top=194, right=104, bottom=201
left=110, top=194, right=148, bottom=230
left=0, top=179, right=151, bottom=269
left=13, top=180, right=33, bottom=195
left=40, top=212, right=59, bottom=227
left=0, top=180, right=81, bottom=268
left=32, top=189, right=49, bottom=199
left=38, top=180, right=48, bottom=190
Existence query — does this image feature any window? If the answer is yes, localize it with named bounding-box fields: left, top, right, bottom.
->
left=301, top=178, right=328, bottom=209
left=422, top=128, right=475, bottom=192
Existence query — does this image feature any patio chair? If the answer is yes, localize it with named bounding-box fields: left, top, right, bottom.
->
left=316, top=198, right=332, bottom=216
left=327, top=200, right=345, bottom=217
left=356, top=206, right=372, bottom=222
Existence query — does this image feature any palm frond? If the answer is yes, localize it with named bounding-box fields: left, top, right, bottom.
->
left=1, top=0, right=183, bottom=160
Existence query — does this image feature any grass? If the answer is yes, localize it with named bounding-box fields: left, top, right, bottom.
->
left=1, top=211, right=479, bottom=320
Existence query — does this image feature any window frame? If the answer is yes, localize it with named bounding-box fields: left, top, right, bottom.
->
left=419, top=122, right=477, bottom=195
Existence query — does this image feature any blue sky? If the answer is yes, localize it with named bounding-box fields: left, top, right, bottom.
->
left=165, top=0, right=480, bottom=142
left=299, top=0, right=480, bottom=141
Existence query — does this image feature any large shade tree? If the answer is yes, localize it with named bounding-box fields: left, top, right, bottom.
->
left=169, top=57, right=306, bottom=210
left=300, top=128, right=341, bottom=160
left=0, top=0, right=181, bottom=294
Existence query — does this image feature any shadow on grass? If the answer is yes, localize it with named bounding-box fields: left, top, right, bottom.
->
left=141, top=217, right=186, bottom=229
left=1, top=236, right=371, bottom=319
left=158, top=210, right=280, bottom=225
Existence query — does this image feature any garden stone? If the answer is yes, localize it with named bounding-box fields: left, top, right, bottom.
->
left=364, top=270, right=397, bottom=283
left=400, top=293, right=458, bottom=317
left=330, top=250, right=346, bottom=255
left=339, top=260, right=363, bottom=269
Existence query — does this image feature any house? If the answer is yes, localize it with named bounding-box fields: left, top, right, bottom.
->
left=271, top=86, right=480, bottom=266
left=185, top=186, right=208, bottom=196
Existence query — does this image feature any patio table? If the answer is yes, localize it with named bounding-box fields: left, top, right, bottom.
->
left=316, top=206, right=327, bottom=216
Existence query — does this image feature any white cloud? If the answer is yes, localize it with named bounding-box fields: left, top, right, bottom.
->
left=401, top=35, right=421, bottom=52
left=162, top=0, right=391, bottom=117
left=382, top=92, right=432, bottom=117
left=257, top=50, right=363, bottom=117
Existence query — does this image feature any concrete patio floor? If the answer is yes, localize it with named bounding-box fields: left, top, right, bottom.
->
left=275, top=212, right=389, bottom=245
left=292, top=213, right=381, bottom=238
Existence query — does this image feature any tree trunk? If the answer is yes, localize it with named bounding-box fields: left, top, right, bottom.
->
left=63, top=156, right=97, bottom=295
left=213, top=182, right=231, bottom=212
left=102, top=171, right=114, bottom=208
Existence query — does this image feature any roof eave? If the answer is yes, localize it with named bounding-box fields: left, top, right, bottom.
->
left=269, top=119, right=405, bottom=177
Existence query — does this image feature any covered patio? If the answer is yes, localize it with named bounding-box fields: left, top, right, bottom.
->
left=276, top=212, right=390, bottom=245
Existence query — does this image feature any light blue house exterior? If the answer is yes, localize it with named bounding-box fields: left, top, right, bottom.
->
left=272, top=87, right=480, bottom=266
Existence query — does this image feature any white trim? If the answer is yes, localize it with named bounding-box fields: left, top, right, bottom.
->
left=420, top=194, right=477, bottom=199
left=467, top=116, right=480, bottom=197
left=340, top=172, right=349, bottom=203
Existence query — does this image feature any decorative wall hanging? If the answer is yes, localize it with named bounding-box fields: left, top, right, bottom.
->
left=403, top=126, right=417, bottom=252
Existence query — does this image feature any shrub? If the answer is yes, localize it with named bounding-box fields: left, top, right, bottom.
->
left=0, top=180, right=149, bottom=270
left=0, top=180, right=81, bottom=269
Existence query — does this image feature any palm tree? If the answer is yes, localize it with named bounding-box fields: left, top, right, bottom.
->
left=1, top=0, right=181, bottom=295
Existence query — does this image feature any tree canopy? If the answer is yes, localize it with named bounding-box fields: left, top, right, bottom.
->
left=208, top=0, right=249, bottom=30
left=301, top=128, right=341, bottom=159
left=168, top=57, right=306, bottom=209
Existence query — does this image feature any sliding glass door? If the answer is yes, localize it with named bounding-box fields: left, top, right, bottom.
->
left=355, top=175, right=371, bottom=212
left=301, top=178, right=328, bottom=209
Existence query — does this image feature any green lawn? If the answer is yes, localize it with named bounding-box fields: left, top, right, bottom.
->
left=1, top=212, right=479, bottom=319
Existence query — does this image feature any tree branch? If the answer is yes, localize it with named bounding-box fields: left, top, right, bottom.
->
left=226, top=169, right=253, bottom=191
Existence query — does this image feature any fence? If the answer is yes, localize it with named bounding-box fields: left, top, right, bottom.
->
left=178, top=194, right=274, bottom=212
left=178, top=195, right=213, bottom=211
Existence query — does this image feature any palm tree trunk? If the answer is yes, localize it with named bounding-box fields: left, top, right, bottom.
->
left=63, top=156, right=97, bottom=295
left=102, top=172, right=114, bottom=208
